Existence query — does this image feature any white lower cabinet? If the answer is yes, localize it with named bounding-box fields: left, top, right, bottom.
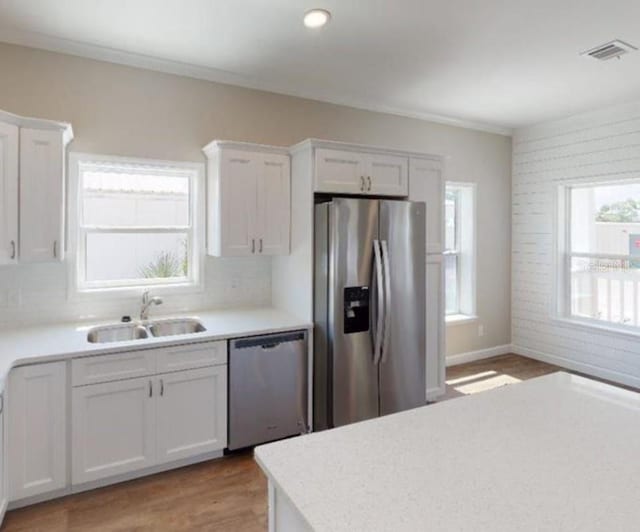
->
left=0, top=396, right=7, bottom=519
left=8, top=361, right=67, bottom=501
left=156, top=366, right=227, bottom=464
left=72, top=376, right=156, bottom=484
left=72, top=365, right=227, bottom=485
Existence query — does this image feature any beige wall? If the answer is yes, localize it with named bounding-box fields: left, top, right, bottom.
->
left=0, top=42, right=511, bottom=355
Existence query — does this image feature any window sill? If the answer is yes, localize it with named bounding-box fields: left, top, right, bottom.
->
left=551, top=316, right=640, bottom=340
left=70, top=281, right=204, bottom=302
left=446, top=314, right=478, bottom=326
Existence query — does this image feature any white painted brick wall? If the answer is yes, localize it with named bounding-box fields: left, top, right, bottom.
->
left=513, top=100, right=640, bottom=389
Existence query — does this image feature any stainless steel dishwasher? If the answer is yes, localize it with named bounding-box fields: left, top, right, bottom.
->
left=228, top=330, right=308, bottom=450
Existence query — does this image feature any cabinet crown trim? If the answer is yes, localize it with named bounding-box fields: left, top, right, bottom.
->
left=289, top=138, right=443, bottom=162
left=0, top=108, right=73, bottom=144
left=202, top=140, right=289, bottom=158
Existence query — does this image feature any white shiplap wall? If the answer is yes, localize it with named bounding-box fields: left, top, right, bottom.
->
left=512, top=100, right=640, bottom=389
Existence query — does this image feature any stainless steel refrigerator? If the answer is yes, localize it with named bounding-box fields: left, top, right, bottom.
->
left=314, top=198, right=426, bottom=430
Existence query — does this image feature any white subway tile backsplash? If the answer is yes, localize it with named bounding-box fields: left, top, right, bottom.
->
left=0, top=256, right=272, bottom=329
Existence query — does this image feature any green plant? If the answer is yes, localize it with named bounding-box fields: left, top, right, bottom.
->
left=596, top=199, right=640, bottom=223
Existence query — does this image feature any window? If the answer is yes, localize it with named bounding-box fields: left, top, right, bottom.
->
left=444, top=182, right=476, bottom=321
left=71, top=154, right=203, bottom=292
left=561, top=181, right=640, bottom=329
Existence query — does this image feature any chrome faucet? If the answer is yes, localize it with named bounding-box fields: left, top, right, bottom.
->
left=140, top=291, right=163, bottom=321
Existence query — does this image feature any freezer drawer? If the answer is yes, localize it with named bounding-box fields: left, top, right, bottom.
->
left=228, top=331, right=308, bottom=450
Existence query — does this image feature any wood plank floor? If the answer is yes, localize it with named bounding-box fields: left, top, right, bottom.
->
left=2, top=354, right=634, bottom=531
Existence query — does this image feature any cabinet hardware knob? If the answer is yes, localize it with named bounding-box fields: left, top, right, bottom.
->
left=251, top=239, right=256, bottom=253
left=259, top=239, right=263, bottom=253
left=367, top=176, right=372, bottom=191
left=10, top=240, right=16, bottom=260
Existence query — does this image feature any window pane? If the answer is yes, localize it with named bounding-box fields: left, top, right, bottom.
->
left=570, top=256, right=640, bottom=326
left=445, top=254, right=459, bottom=314
left=571, top=183, right=640, bottom=254
left=85, top=232, right=189, bottom=283
left=445, top=189, right=458, bottom=251
left=82, top=170, right=189, bottom=227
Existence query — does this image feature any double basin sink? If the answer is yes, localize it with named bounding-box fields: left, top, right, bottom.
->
left=87, top=318, right=206, bottom=344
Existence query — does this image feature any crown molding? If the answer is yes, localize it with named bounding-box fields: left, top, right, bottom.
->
left=0, top=27, right=513, bottom=137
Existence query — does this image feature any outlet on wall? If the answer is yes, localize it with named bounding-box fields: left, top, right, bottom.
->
left=478, top=324, right=484, bottom=337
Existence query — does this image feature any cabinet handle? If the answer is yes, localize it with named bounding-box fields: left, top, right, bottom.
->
left=149, top=380, right=153, bottom=398
left=259, top=238, right=263, bottom=253
left=160, top=378, right=164, bottom=396
left=53, top=240, right=58, bottom=258
left=360, top=176, right=365, bottom=192
left=251, top=239, right=255, bottom=253
left=367, top=176, right=372, bottom=191
left=0, top=395, right=3, bottom=414
left=10, top=240, right=16, bottom=260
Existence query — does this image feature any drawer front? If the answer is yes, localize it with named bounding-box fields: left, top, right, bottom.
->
left=72, top=351, right=156, bottom=386
left=156, top=341, right=227, bottom=374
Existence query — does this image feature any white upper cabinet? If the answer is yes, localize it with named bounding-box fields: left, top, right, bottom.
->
left=19, top=128, right=65, bottom=262
left=314, top=147, right=408, bottom=196
left=204, top=141, right=290, bottom=257
left=0, top=109, right=73, bottom=264
left=314, top=148, right=366, bottom=194
left=367, top=153, right=409, bottom=196
left=0, top=122, right=18, bottom=265
left=256, top=153, right=290, bottom=255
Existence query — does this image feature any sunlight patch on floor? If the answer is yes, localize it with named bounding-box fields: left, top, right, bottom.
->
left=446, top=371, right=522, bottom=395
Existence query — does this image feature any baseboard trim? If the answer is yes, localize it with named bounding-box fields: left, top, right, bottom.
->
left=8, top=449, right=224, bottom=510
left=446, top=344, right=513, bottom=367
left=511, top=344, right=640, bottom=390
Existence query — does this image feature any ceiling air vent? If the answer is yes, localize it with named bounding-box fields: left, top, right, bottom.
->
left=581, top=40, right=637, bottom=61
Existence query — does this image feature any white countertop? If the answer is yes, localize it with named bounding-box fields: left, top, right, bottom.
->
left=0, top=307, right=311, bottom=393
left=255, top=372, right=640, bottom=532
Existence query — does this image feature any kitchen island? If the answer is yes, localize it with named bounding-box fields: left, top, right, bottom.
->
left=255, top=372, right=640, bottom=531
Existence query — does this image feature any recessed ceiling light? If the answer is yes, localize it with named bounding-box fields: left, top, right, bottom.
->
left=304, top=9, right=331, bottom=29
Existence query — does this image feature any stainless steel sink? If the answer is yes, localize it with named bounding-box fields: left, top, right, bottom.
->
left=87, top=323, right=149, bottom=343
left=149, top=318, right=206, bottom=337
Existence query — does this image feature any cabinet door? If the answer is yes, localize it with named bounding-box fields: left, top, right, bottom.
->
left=72, top=377, right=156, bottom=484
left=218, top=150, right=258, bottom=256
left=366, top=154, right=408, bottom=196
left=0, top=122, right=18, bottom=265
left=19, top=128, right=64, bottom=263
left=156, top=366, right=227, bottom=464
left=0, top=397, right=6, bottom=519
left=409, top=158, right=444, bottom=254
left=314, top=148, right=366, bottom=194
left=256, top=153, right=290, bottom=255
left=8, top=362, right=67, bottom=501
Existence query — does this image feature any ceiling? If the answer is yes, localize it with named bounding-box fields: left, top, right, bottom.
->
left=1, top=0, right=640, bottom=135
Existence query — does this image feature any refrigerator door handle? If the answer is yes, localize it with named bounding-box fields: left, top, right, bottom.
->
left=381, top=240, right=392, bottom=364
left=373, top=239, right=385, bottom=365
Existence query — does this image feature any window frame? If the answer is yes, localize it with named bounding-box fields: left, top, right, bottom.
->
left=444, top=181, right=477, bottom=323
left=557, top=179, right=640, bottom=333
left=67, top=152, right=205, bottom=298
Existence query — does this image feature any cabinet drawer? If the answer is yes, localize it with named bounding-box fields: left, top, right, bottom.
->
left=156, top=341, right=227, bottom=373
left=72, top=351, right=156, bottom=386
